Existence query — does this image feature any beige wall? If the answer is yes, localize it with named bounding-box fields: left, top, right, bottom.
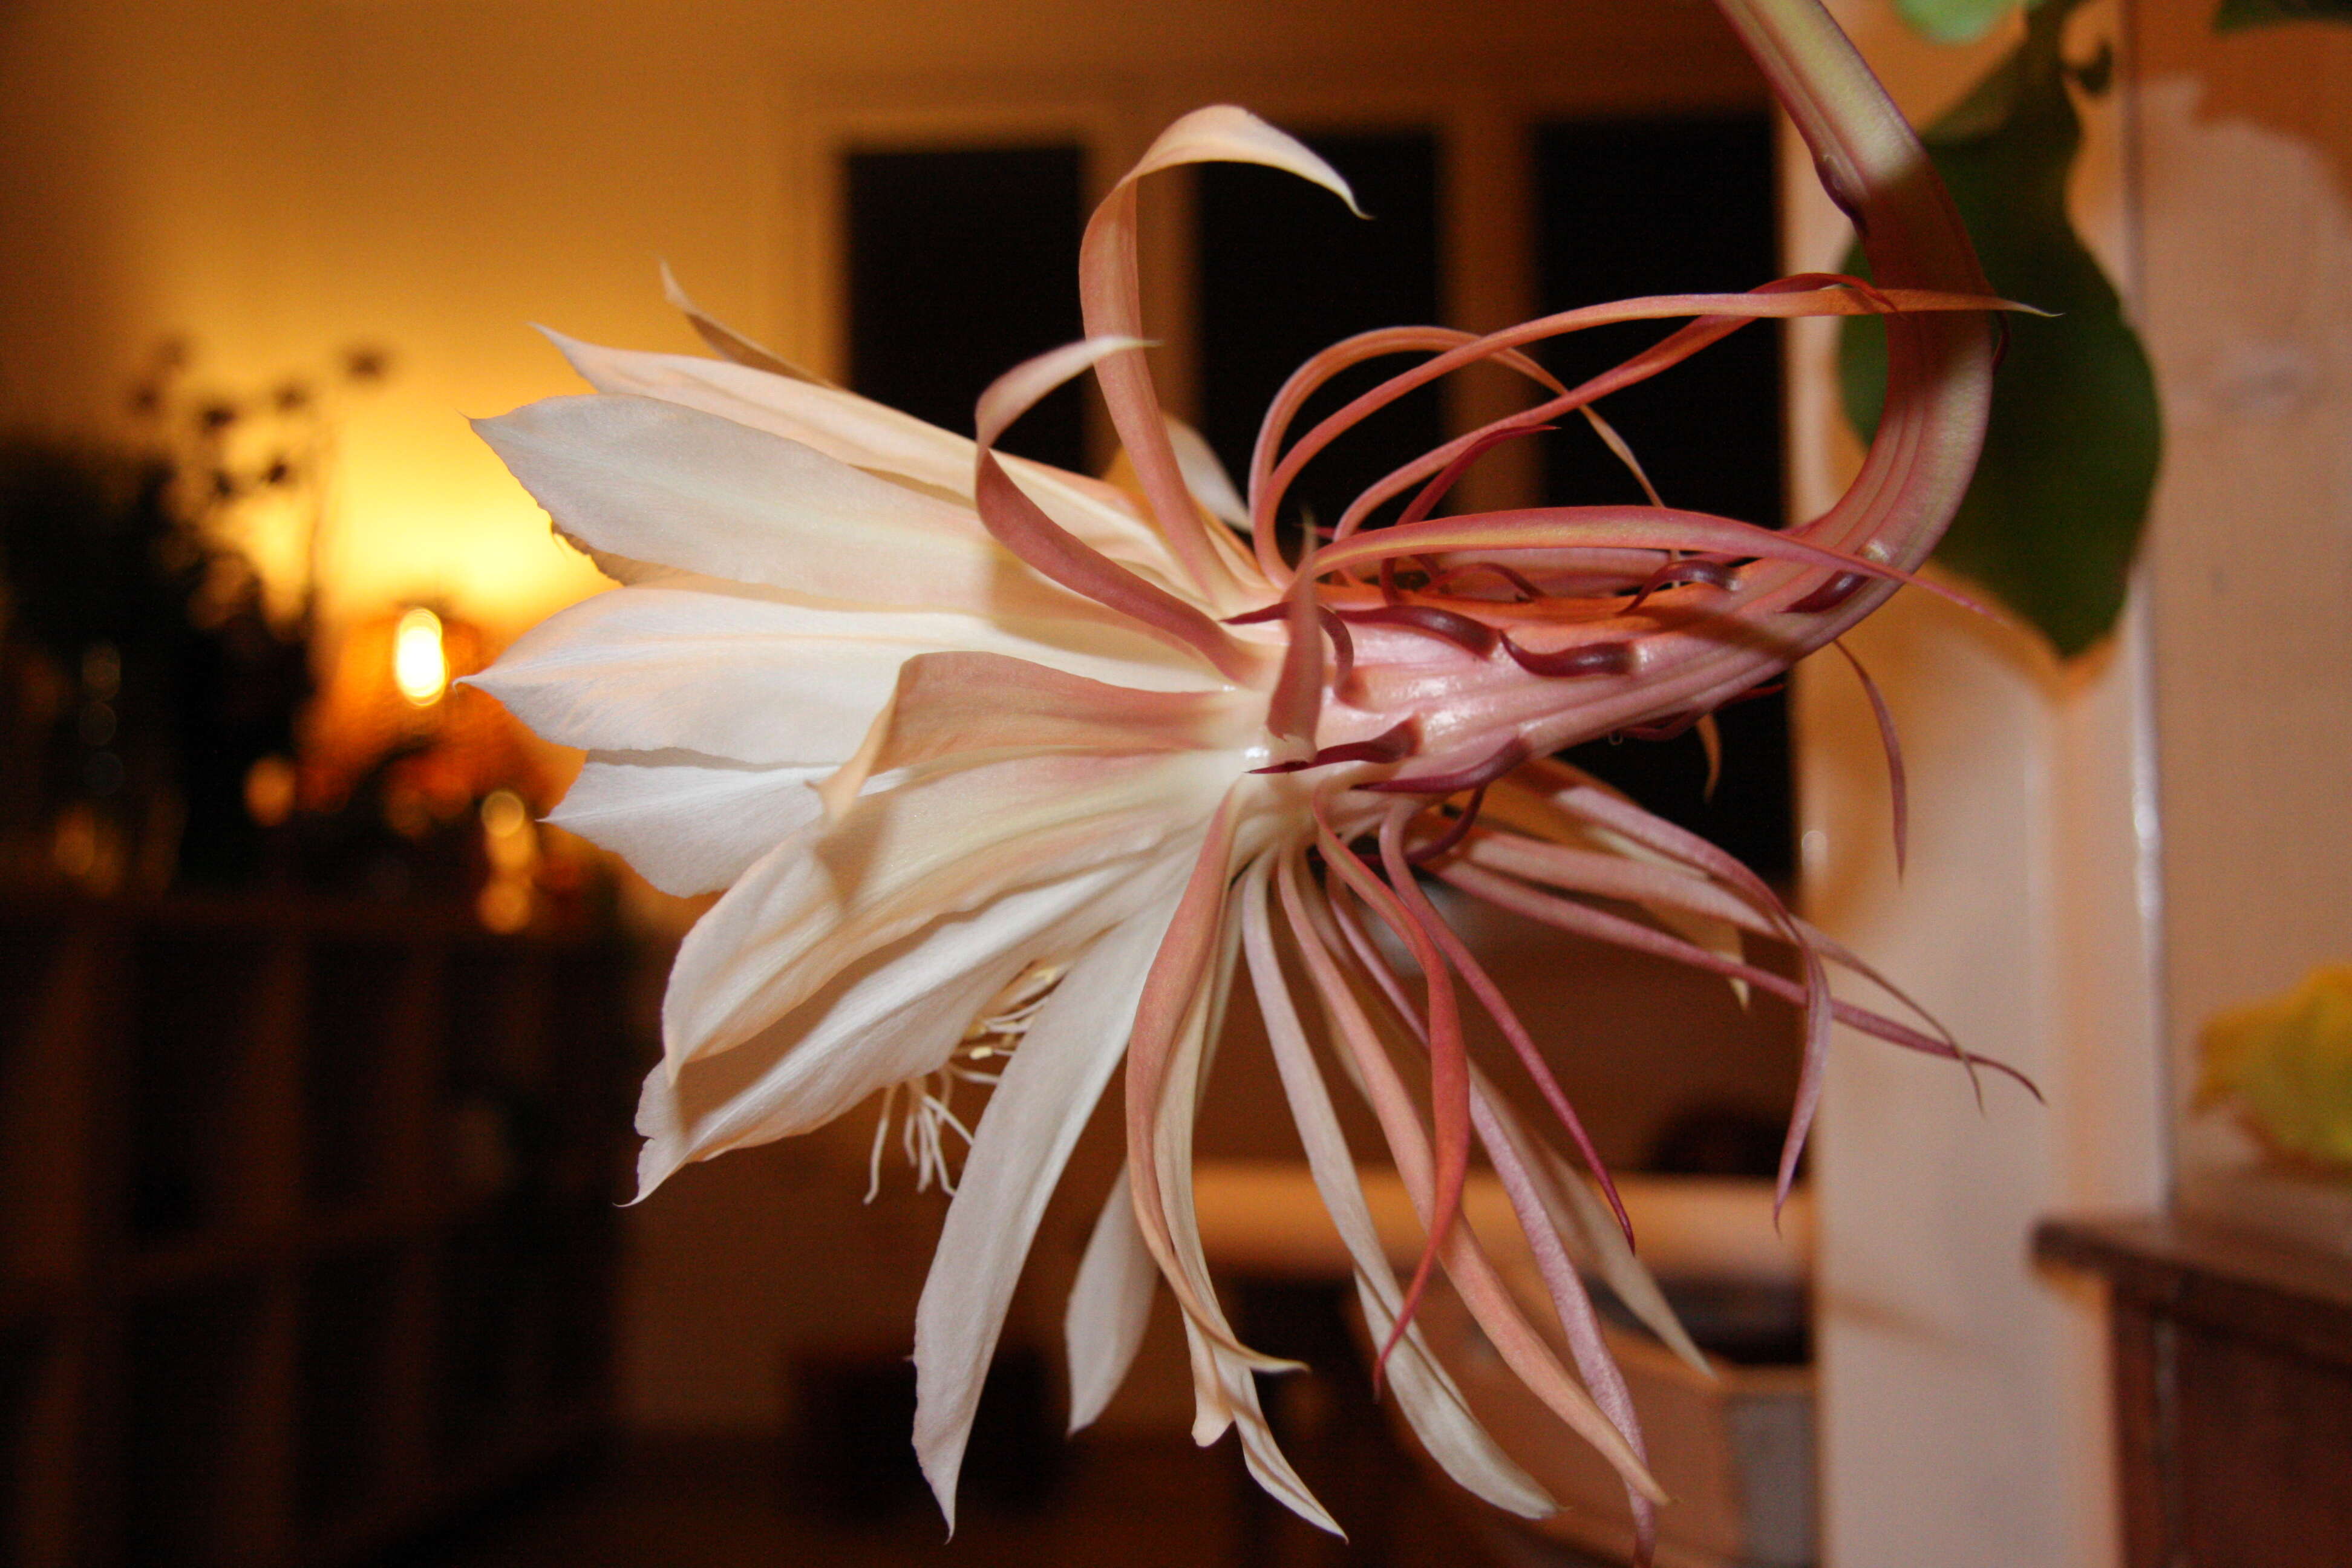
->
left=0, top=0, right=1760, bottom=637
left=2133, top=4, right=2352, bottom=1235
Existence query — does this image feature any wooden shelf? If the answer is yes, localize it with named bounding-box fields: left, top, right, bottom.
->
left=0, top=893, right=636, bottom=1568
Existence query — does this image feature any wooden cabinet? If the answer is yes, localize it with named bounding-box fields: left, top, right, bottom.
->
left=0, top=895, right=635, bottom=1567
left=2036, top=1215, right=2352, bottom=1568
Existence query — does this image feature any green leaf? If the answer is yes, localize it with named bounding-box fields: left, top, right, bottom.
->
left=1895, top=0, right=2034, bottom=44
left=2215, top=0, right=2352, bottom=31
left=1840, top=0, right=2161, bottom=658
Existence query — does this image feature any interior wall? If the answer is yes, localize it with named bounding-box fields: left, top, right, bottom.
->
left=0, top=0, right=1762, bottom=638
left=2132, top=2, right=2352, bottom=1236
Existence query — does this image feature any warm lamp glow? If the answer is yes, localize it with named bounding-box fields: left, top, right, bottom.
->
left=392, top=606, right=449, bottom=706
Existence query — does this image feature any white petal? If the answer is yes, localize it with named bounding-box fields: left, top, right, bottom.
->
left=468, top=577, right=1218, bottom=765
left=548, top=753, right=826, bottom=897
left=1191, top=1325, right=1340, bottom=1536
left=661, top=751, right=1234, bottom=1069
left=544, top=331, right=975, bottom=494
left=912, top=887, right=1183, bottom=1527
left=469, top=583, right=901, bottom=764
left=1065, top=1168, right=1158, bottom=1433
left=636, top=955, right=1003, bottom=1195
left=479, top=393, right=1128, bottom=619
left=635, top=852, right=1181, bottom=1191
left=540, top=331, right=1183, bottom=578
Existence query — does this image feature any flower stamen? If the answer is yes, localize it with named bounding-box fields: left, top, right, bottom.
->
left=864, top=959, right=1072, bottom=1202
left=865, top=1071, right=981, bottom=1200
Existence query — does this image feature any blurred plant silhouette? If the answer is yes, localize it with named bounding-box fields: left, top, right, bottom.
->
left=0, top=339, right=390, bottom=890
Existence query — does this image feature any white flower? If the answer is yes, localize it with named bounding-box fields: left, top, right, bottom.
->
left=471, top=6, right=2022, bottom=1549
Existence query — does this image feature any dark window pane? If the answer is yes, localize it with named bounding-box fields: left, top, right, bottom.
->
left=846, top=145, right=1086, bottom=471
left=1537, top=115, right=1791, bottom=883
left=1197, top=131, right=1442, bottom=553
left=1535, top=115, right=1780, bottom=524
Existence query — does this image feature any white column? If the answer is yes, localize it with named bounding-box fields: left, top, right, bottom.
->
left=1785, top=5, right=2169, bottom=1564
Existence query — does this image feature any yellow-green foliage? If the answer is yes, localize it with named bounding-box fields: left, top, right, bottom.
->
left=2200, top=966, right=2352, bottom=1175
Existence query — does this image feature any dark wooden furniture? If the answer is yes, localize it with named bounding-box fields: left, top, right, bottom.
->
left=0, top=893, right=635, bottom=1567
left=2036, top=1214, right=2352, bottom=1568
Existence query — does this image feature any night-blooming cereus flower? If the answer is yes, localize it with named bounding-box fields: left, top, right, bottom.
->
left=468, top=0, right=2027, bottom=1548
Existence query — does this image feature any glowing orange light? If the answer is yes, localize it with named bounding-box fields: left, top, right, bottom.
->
left=392, top=606, right=448, bottom=706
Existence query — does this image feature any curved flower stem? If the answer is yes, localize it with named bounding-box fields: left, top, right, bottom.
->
left=1716, top=0, right=1996, bottom=576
